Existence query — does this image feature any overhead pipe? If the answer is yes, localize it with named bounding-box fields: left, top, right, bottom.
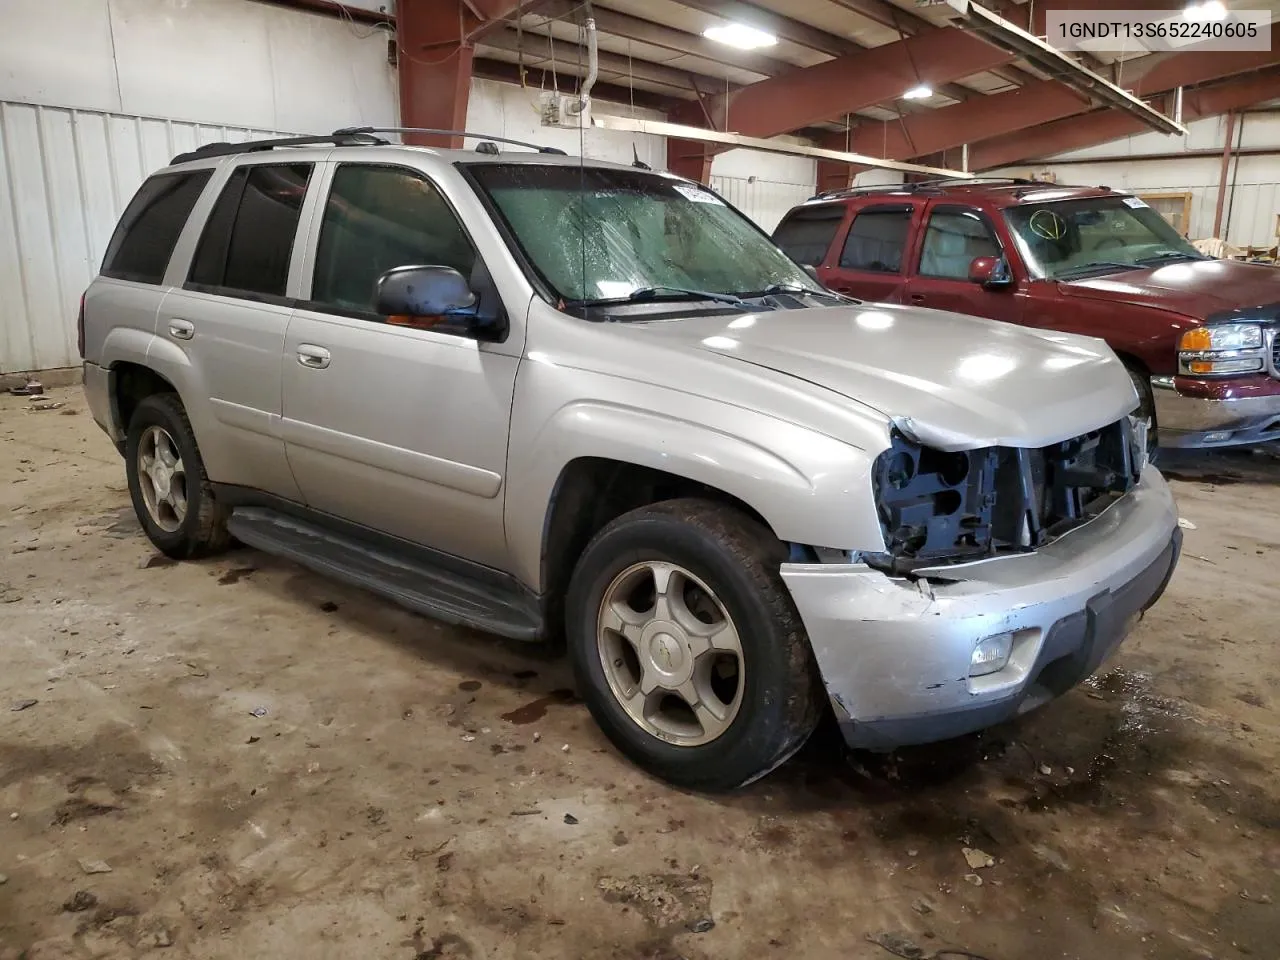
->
left=569, top=17, right=598, bottom=115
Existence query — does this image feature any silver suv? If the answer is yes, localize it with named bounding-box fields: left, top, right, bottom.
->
left=81, top=129, right=1181, bottom=790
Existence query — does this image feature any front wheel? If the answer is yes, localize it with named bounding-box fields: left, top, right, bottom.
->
left=565, top=499, right=823, bottom=791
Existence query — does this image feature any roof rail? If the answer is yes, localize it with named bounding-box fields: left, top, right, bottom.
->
left=336, top=126, right=568, bottom=155
left=170, top=130, right=388, bottom=165
left=809, top=175, right=1049, bottom=202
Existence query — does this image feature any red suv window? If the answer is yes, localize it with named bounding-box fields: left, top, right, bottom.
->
left=838, top=205, right=912, bottom=273
left=773, top=204, right=844, bottom=266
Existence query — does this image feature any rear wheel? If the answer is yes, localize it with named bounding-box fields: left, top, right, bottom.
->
left=565, top=499, right=823, bottom=791
left=125, top=393, right=231, bottom=559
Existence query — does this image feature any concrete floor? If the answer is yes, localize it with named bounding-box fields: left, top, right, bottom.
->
left=1, top=387, right=1277, bottom=960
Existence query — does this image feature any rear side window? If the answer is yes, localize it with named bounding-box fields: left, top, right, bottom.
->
left=773, top=205, right=844, bottom=265
left=188, top=163, right=312, bottom=300
left=839, top=206, right=912, bottom=273
left=101, top=171, right=212, bottom=284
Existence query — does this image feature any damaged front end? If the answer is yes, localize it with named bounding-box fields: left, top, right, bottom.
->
left=779, top=415, right=1178, bottom=751
left=865, top=417, right=1147, bottom=576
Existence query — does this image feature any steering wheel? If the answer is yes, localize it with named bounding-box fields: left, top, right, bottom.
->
left=1029, top=209, right=1067, bottom=241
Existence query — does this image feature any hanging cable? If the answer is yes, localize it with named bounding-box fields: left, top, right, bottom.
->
left=329, top=1, right=393, bottom=40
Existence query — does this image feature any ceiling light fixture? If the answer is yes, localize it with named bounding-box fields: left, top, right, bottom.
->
left=1182, top=0, right=1228, bottom=21
left=902, top=84, right=934, bottom=99
left=703, top=23, right=778, bottom=49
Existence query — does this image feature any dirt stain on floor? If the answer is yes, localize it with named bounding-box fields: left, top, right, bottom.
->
left=500, top=689, right=577, bottom=725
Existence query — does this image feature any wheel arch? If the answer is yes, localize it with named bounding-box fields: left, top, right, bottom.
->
left=538, top=456, right=779, bottom=640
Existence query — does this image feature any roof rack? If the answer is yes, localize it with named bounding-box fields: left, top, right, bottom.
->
left=170, top=130, right=388, bottom=165
left=809, top=176, right=1049, bottom=202
left=169, top=125, right=569, bottom=166
left=335, top=126, right=568, bottom=155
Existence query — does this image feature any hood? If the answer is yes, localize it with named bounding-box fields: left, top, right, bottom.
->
left=625, top=303, right=1136, bottom=450
left=1059, top=258, right=1280, bottom=317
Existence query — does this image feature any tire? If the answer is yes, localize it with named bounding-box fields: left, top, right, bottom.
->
left=125, top=393, right=231, bottom=559
left=565, top=498, right=823, bottom=791
left=1125, top=364, right=1158, bottom=459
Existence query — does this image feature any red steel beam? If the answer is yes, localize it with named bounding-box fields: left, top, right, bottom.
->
left=398, top=0, right=476, bottom=147
left=828, top=0, right=1038, bottom=88
left=670, top=28, right=1012, bottom=138
left=814, top=34, right=1280, bottom=177
left=398, top=0, right=536, bottom=147
left=827, top=81, right=1089, bottom=163
left=666, top=26, right=1012, bottom=183
left=970, top=68, right=1280, bottom=170
left=1125, top=28, right=1280, bottom=94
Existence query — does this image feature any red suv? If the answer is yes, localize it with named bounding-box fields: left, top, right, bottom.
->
left=773, top=178, right=1280, bottom=449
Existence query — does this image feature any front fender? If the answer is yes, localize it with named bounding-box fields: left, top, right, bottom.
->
left=505, top=383, right=887, bottom=592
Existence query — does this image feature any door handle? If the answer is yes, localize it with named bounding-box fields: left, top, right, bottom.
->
left=168, top=319, right=194, bottom=340
left=296, top=344, right=331, bottom=369
left=909, top=293, right=926, bottom=303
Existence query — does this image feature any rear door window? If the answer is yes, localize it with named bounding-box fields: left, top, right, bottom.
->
left=101, top=171, right=213, bottom=284
left=773, top=205, right=845, bottom=265
left=838, top=205, right=912, bottom=273
left=188, top=163, right=312, bottom=300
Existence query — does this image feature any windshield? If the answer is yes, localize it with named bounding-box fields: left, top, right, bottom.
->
left=1004, top=196, right=1202, bottom=279
left=466, top=163, right=818, bottom=304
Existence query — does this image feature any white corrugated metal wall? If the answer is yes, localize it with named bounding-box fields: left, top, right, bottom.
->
left=711, top=175, right=817, bottom=234
left=0, top=0, right=820, bottom=374
left=0, top=100, right=293, bottom=374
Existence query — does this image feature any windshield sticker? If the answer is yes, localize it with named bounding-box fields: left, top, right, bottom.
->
left=1122, top=196, right=1148, bottom=209
left=673, top=183, right=723, bottom=204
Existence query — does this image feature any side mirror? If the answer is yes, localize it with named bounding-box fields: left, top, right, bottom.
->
left=375, top=265, right=477, bottom=319
left=802, top=263, right=821, bottom=282
left=968, top=256, right=1014, bottom=289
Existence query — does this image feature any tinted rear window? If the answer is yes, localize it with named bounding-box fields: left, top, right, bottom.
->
left=188, top=163, right=311, bottom=299
left=839, top=206, right=912, bottom=273
left=773, top=205, right=844, bottom=265
left=101, top=171, right=212, bottom=284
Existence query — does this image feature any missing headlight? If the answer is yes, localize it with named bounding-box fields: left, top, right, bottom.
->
left=870, top=432, right=998, bottom=570
left=869, top=420, right=1138, bottom=574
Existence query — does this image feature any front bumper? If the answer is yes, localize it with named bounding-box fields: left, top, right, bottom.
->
left=781, top=466, right=1180, bottom=751
left=1152, top=375, right=1280, bottom=448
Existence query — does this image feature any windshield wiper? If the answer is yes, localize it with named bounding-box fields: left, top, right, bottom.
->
left=1054, top=261, right=1140, bottom=280
left=764, top=282, right=858, bottom=304
left=625, top=286, right=749, bottom=307
left=1135, top=250, right=1208, bottom=265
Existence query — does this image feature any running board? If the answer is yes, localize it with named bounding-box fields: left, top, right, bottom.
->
left=227, top=507, right=543, bottom=640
